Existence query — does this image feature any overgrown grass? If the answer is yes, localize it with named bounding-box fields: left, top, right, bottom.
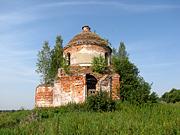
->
left=0, top=103, right=179, bottom=135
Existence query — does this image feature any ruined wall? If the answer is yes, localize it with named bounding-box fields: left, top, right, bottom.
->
left=35, top=86, right=53, bottom=107
left=96, top=75, right=110, bottom=92
left=112, top=74, right=120, bottom=100
left=96, top=74, right=120, bottom=99
left=53, top=75, right=86, bottom=106
left=35, top=72, right=120, bottom=107
left=64, top=45, right=111, bottom=66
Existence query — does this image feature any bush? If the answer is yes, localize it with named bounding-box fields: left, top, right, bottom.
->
left=85, top=91, right=116, bottom=112
left=91, top=55, right=107, bottom=74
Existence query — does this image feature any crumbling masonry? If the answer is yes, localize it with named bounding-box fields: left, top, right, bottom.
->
left=35, top=26, right=120, bottom=107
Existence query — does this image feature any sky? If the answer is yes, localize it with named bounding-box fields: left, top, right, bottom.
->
left=0, top=0, right=180, bottom=110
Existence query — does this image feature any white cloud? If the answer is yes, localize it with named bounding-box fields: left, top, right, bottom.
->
left=0, top=12, right=35, bottom=23
left=0, top=12, right=40, bottom=32
left=37, top=1, right=180, bottom=12
left=0, top=1, right=179, bottom=32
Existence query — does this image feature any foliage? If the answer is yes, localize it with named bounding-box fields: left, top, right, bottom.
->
left=0, top=103, right=180, bottom=134
left=61, top=57, right=70, bottom=74
left=149, top=92, right=159, bottom=103
left=112, top=42, right=157, bottom=104
left=48, top=36, right=63, bottom=84
left=161, top=88, right=180, bottom=103
left=86, top=91, right=116, bottom=112
left=118, top=42, right=129, bottom=59
left=91, top=55, right=107, bottom=74
left=36, top=36, right=64, bottom=84
left=36, top=41, right=51, bottom=84
left=133, top=77, right=151, bottom=104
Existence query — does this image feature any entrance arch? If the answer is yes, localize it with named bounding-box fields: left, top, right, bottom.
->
left=86, top=74, right=97, bottom=96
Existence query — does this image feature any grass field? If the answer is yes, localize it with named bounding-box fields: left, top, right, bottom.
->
left=0, top=102, right=179, bottom=135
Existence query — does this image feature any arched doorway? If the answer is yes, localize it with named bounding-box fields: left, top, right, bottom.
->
left=86, top=74, right=97, bottom=96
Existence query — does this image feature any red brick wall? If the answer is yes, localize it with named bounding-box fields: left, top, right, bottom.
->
left=35, top=73, right=120, bottom=107
left=35, top=86, right=53, bottom=107
left=112, top=74, right=120, bottom=99
left=53, top=75, right=86, bottom=106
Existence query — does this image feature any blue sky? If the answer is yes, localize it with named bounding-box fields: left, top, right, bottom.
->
left=0, top=0, right=180, bottom=110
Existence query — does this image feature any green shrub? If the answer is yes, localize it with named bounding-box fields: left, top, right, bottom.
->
left=91, top=55, right=107, bottom=74
left=85, top=91, right=116, bottom=112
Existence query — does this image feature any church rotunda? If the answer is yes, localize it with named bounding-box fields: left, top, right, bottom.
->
left=35, top=26, right=120, bottom=107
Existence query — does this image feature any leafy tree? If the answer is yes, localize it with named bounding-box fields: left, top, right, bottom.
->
left=36, top=35, right=69, bottom=84
left=92, top=55, right=107, bottom=74
left=149, top=92, right=159, bottom=103
left=118, top=42, right=128, bottom=59
left=161, top=88, right=180, bottom=103
left=112, top=42, right=138, bottom=102
left=36, top=41, right=51, bottom=85
left=131, top=77, right=151, bottom=104
left=48, top=36, right=64, bottom=83
left=62, top=56, right=70, bottom=74
left=112, top=42, right=153, bottom=104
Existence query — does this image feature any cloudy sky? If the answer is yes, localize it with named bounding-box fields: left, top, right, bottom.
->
left=0, top=0, right=180, bottom=110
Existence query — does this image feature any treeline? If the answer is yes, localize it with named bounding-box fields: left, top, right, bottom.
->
left=0, top=110, right=17, bottom=113
left=161, top=88, right=180, bottom=103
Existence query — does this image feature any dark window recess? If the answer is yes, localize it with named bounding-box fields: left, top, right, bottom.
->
left=86, top=74, right=97, bottom=96
left=105, top=53, right=108, bottom=65
left=67, top=53, right=70, bottom=65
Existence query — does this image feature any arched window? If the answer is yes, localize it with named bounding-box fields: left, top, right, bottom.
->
left=105, top=52, right=108, bottom=65
left=67, top=53, right=70, bottom=65
left=86, top=74, right=97, bottom=96
left=109, top=54, right=111, bottom=65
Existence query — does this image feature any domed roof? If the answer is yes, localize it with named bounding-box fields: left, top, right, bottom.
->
left=65, top=26, right=109, bottom=48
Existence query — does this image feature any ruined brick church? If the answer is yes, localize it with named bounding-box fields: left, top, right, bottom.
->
left=35, top=26, right=120, bottom=107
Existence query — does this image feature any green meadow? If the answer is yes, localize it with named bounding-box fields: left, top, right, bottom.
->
left=0, top=102, right=179, bottom=135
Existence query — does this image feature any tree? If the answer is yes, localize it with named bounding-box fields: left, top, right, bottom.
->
left=36, top=41, right=51, bottom=85
left=112, top=42, right=138, bottom=102
left=149, top=92, right=159, bottom=103
left=48, top=35, right=64, bottom=83
left=112, top=42, right=153, bottom=104
left=134, top=77, right=151, bottom=104
left=61, top=57, right=70, bottom=74
left=118, top=42, right=128, bottom=59
left=161, top=88, right=180, bottom=103
left=92, top=55, right=107, bottom=74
